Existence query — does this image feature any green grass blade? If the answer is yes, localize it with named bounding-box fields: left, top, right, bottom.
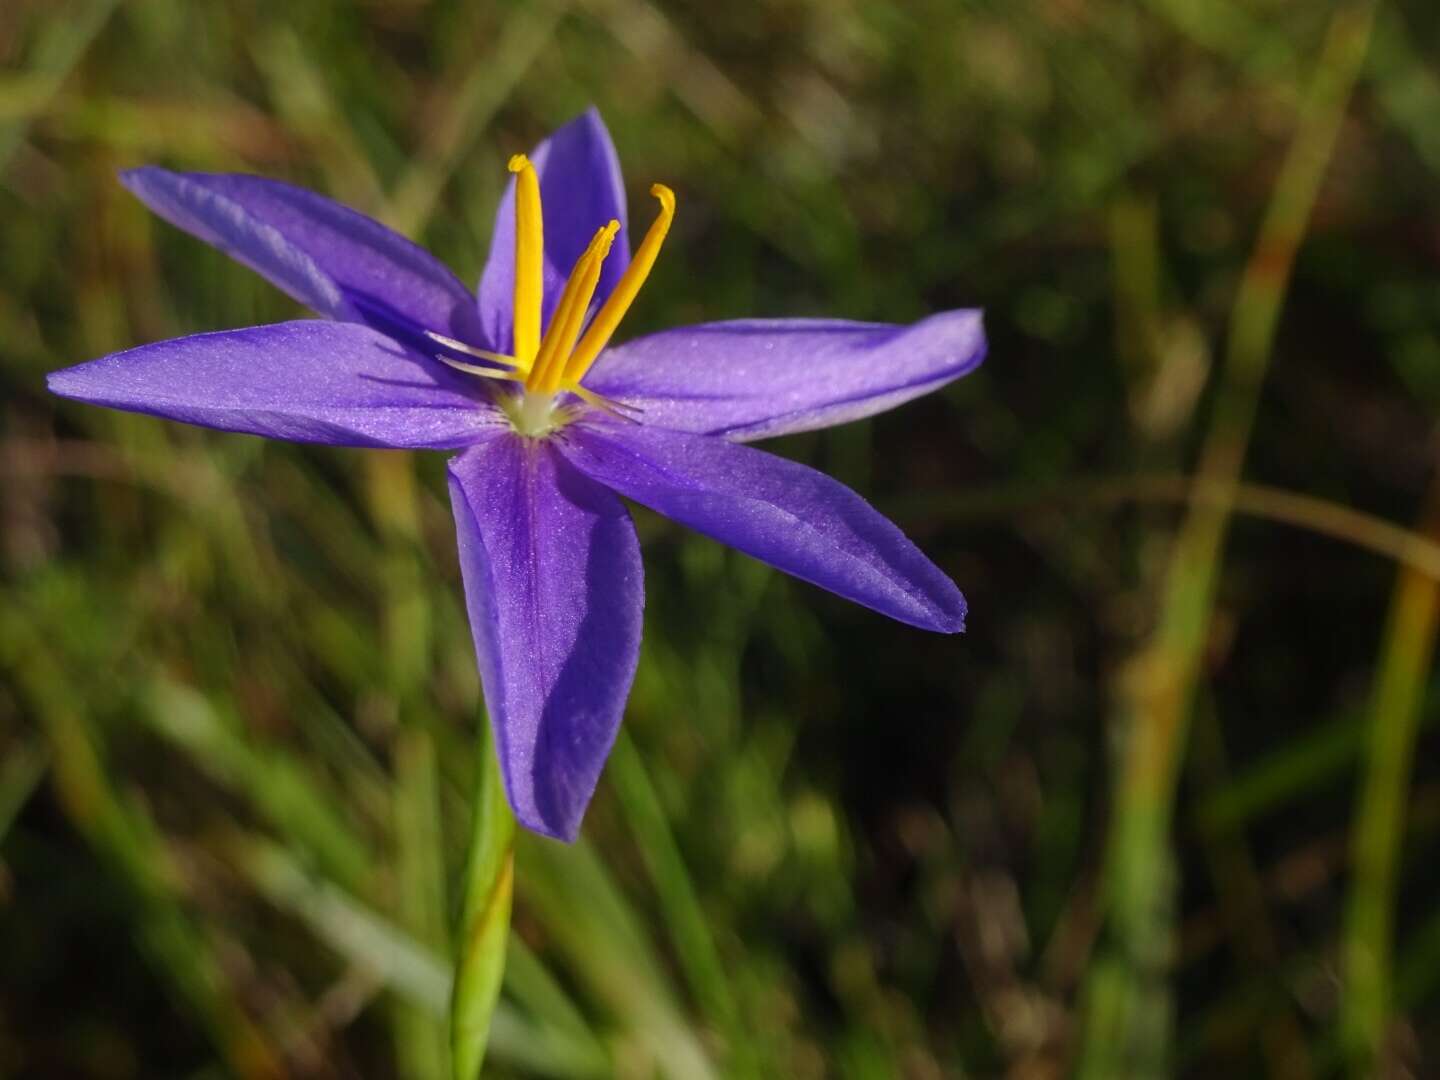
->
left=1188, top=711, right=1315, bottom=1080
left=1341, top=498, right=1440, bottom=1073
left=19, top=662, right=282, bottom=1076
left=386, top=0, right=570, bottom=237
left=237, top=832, right=606, bottom=1077
left=363, top=449, right=452, bottom=1080
left=1194, top=708, right=1362, bottom=833
left=1078, top=7, right=1377, bottom=1075
left=889, top=476, right=1440, bottom=583
left=0, top=739, right=48, bottom=845
left=502, top=937, right=598, bottom=1050
left=239, top=832, right=453, bottom=1014
left=142, top=678, right=374, bottom=892
left=518, top=832, right=717, bottom=1079
left=0, top=0, right=120, bottom=173
left=608, top=730, right=752, bottom=1072
left=248, top=24, right=385, bottom=209
left=394, top=728, right=451, bottom=1080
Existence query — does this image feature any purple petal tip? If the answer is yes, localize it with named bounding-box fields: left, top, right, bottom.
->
left=931, top=596, right=968, bottom=634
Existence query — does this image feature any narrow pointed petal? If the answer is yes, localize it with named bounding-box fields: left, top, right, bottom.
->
left=560, top=422, right=965, bottom=632
left=476, top=108, right=631, bottom=351
left=48, top=321, right=500, bottom=449
left=448, top=433, right=643, bottom=841
left=121, top=168, right=486, bottom=344
left=585, top=309, right=986, bottom=441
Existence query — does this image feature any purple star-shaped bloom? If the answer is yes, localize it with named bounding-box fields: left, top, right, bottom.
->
left=48, top=109, right=985, bottom=840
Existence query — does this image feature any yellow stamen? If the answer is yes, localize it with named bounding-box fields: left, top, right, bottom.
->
left=508, top=154, right=543, bottom=367
left=526, top=221, right=620, bottom=393
left=564, top=184, right=675, bottom=384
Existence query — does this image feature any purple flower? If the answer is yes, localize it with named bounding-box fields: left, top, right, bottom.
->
left=48, top=109, right=985, bottom=840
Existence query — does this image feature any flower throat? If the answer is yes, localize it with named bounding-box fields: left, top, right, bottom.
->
left=430, top=155, right=674, bottom=436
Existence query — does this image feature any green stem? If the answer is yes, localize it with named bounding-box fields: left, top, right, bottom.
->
left=1341, top=486, right=1440, bottom=1074
left=450, top=715, right=517, bottom=1080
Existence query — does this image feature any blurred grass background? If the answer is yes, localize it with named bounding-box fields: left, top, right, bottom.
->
left=3, top=0, right=1439, bottom=1076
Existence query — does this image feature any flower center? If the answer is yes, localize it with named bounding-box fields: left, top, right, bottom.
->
left=429, top=154, right=674, bottom=437
left=508, top=389, right=558, bottom=437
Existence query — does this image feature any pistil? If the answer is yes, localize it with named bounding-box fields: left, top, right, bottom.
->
left=509, top=388, right=558, bottom=437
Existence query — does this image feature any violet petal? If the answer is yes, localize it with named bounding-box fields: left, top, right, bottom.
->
left=448, top=432, right=644, bottom=841
left=585, top=309, right=986, bottom=441
left=47, top=321, right=500, bottom=449
left=559, top=421, right=966, bottom=632
left=121, top=168, right=486, bottom=344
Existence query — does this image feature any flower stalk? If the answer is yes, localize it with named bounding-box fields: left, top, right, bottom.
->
left=450, top=715, right=517, bottom=1080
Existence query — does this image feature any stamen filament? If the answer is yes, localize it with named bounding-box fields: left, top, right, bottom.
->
left=564, top=184, right=675, bottom=383
left=434, top=354, right=525, bottom=381
left=565, top=383, right=645, bottom=421
left=526, top=221, right=619, bottom=393
left=508, top=154, right=544, bottom=367
left=424, top=330, right=523, bottom=369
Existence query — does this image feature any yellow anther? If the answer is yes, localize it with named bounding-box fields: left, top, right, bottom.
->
left=508, top=154, right=543, bottom=368
left=564, top=184, right=675, bottom=384
left=526, top=221, right=620, bottom=393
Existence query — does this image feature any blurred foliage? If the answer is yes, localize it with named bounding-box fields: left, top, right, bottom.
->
left=3, top=0, right=1440, bottom=1076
